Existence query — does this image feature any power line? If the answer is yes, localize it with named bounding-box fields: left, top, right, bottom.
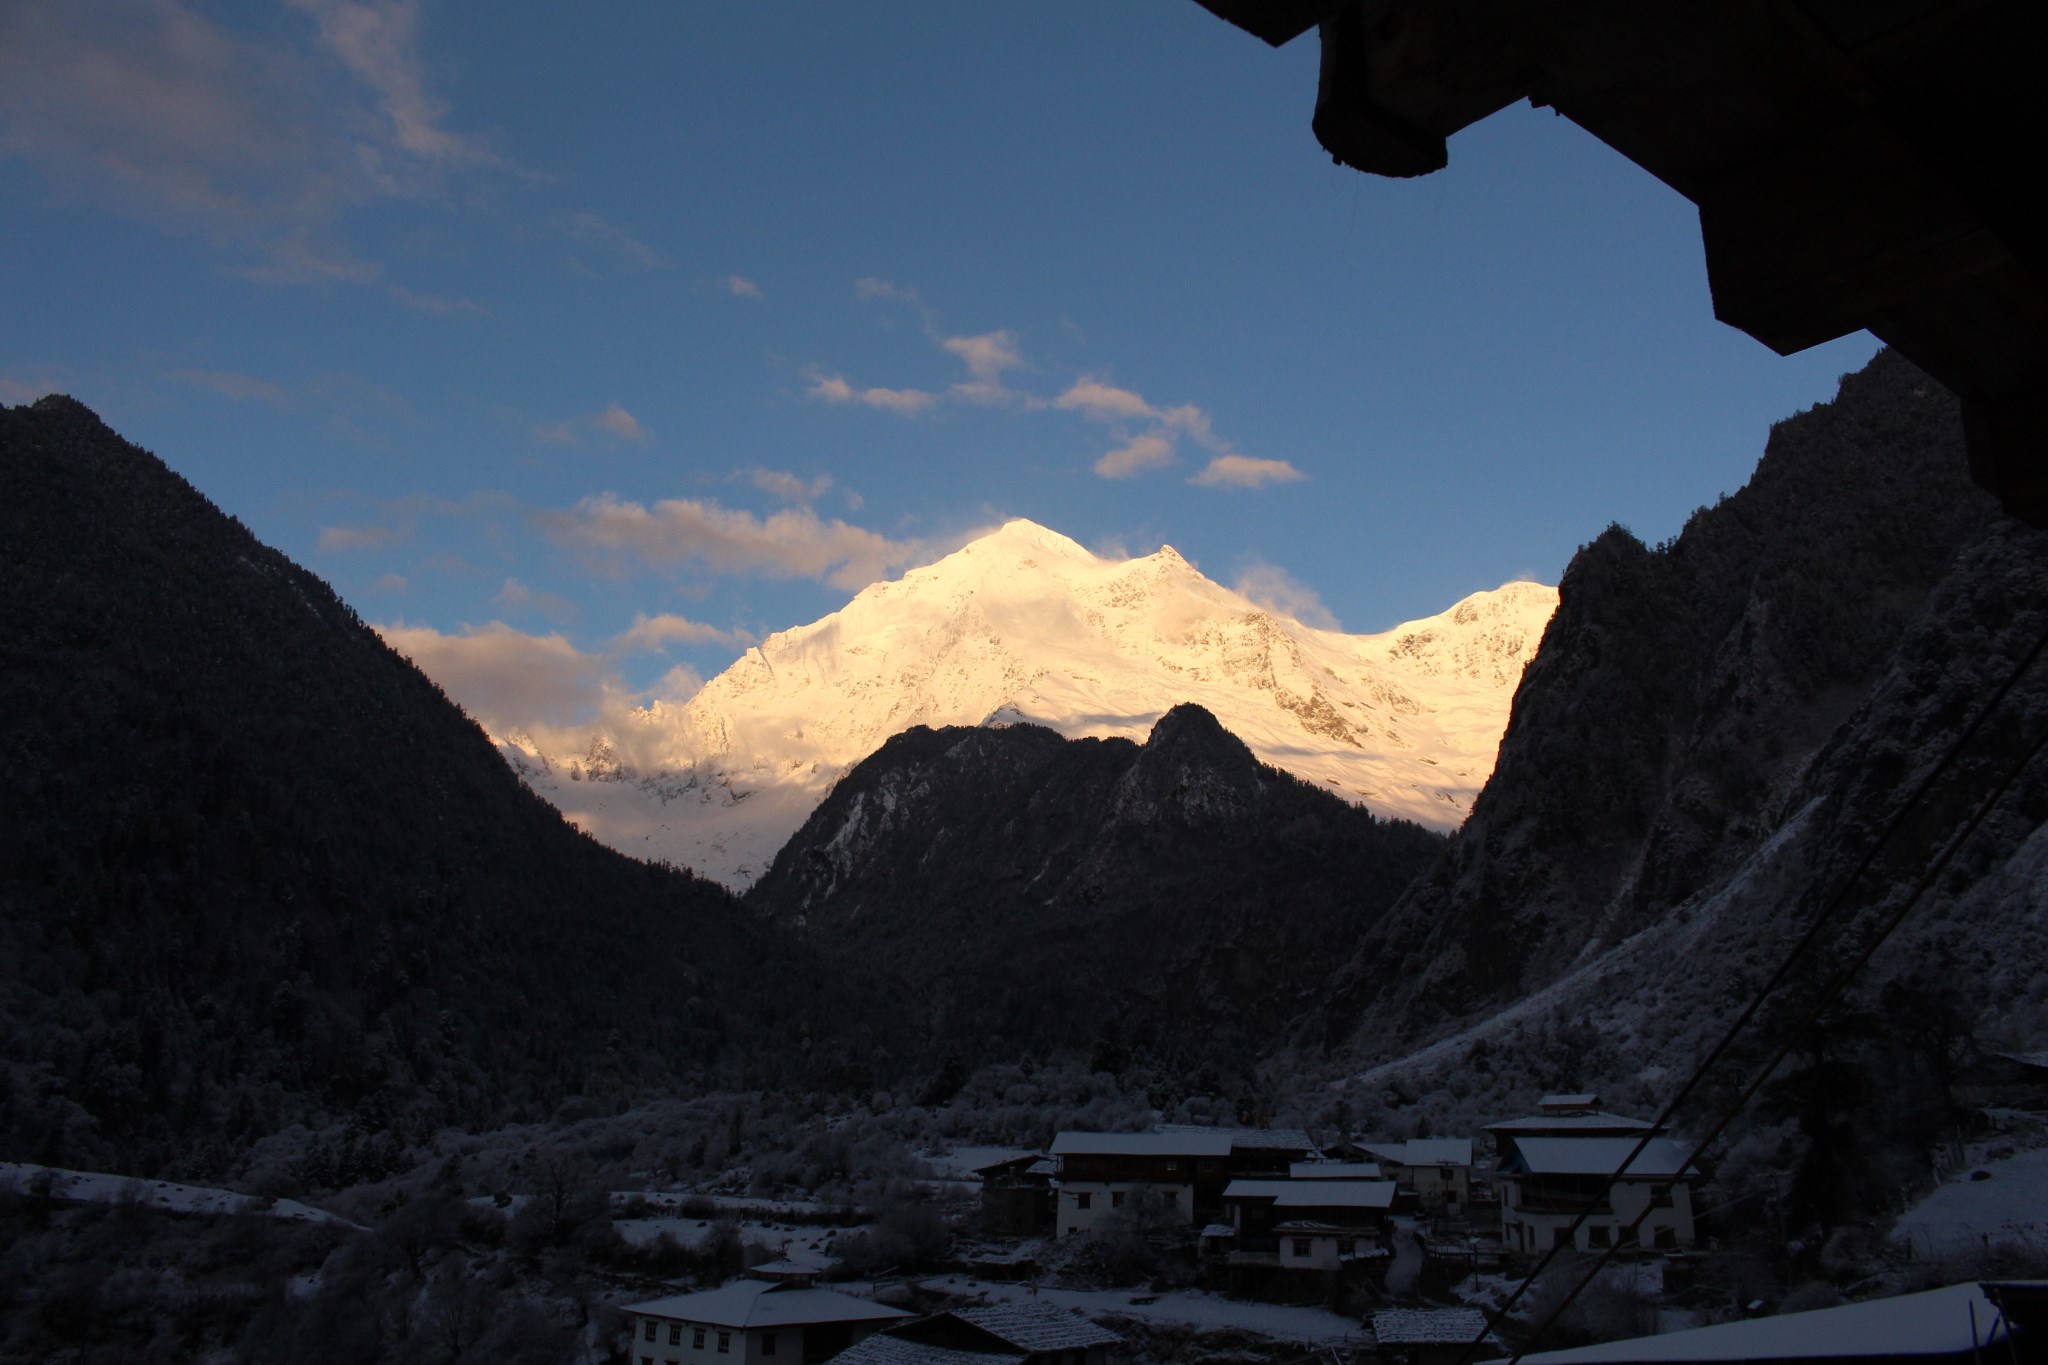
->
left=1451, top=612, right=2048, bottom=1365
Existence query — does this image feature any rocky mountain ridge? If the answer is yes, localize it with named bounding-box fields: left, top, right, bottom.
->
left=745, top=703, right=1446, bottom=1074
left=499, top=519, right=1555, bottom=888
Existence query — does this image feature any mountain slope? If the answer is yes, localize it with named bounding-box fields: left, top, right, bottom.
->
left=0, top=397, right=872, bottom=1178
left=745, top=704, right=1446, bottom=1073
left=1315, top=350, right=2045, bottom=1097
left=503, top=521, right=1555, bottom=887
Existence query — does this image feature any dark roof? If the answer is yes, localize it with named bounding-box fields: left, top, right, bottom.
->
left=834, top=1337, right=1025, bottom=1365
left=625, top=1280, right=912, bottom=1329
left=951, top=1303, right=1124, bottom=1352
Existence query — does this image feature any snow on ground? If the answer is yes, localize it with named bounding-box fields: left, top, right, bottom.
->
left=611, top=1213, right=845, bottom=1256
left=919, top=1275, right=1365, bottom=1345
left=1890, top=1147, right=2048, bottom=1258
left=0, top=1161, right=362, bottom=1229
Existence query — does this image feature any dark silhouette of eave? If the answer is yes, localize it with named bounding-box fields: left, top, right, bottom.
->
left=1191, top=0, right=2048, bottom=525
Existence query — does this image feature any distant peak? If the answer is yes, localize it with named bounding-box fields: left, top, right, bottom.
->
left=966, top=519, right=1098, bottom=561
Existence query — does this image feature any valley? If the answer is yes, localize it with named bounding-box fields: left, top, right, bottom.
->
left=4, top=349, right=2047, bottom=1361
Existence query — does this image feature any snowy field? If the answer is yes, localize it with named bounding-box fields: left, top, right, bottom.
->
left=0, top=1161, right=361, bottom=1229
left=610, top=1210, right=845, bottom=1257
left=1890, top=1148, right=2048, bottom=1258
left=919, top=1275, right=1365, bottom=1345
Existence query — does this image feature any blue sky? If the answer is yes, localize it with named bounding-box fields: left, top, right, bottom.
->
left=1, top=1, right=1879, bottom=714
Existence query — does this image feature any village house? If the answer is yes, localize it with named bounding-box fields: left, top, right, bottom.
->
left=1047, top=1128, right=1315, bottom=1237
left=1493, top=1135, right=1700, bottom=1254
left=1218, top=1177, right=1397, bottom=1270
left=833, top=1302, right=1123, bottom=1365
left=1356, top=1139, right=1475, bottom=1211
left=974, top=1153, right=1055, bottom=1236
left=624, top=1279, right=911, bottom=1365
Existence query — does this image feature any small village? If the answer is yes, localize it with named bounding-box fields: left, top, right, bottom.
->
left=613, top=1094, right=2044, bottom=1365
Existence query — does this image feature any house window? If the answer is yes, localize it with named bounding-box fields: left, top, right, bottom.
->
left=695, top=1328, right=707, bottom=1349
left=718, top=1332, right=732, bottom=1354
left=672, top=1325, right=684, bottom=1346
left=646, top=1321, right=659, bottom=1341
left=763, top=1334, right=778, bottom=1357
left=1165, top=1161, right=1180, bottom=1172
left=1112, top=1191, right=1125, bottom=1208
left=1292, top=1239, right=1312, bottom=1257
left=1076, top=1192, right=1092, bottom=1210
left=1337, top=1238, right=1356, bottom=1256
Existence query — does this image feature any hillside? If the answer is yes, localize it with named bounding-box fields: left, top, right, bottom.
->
left=0, top=397, right=876, bottom=1180
left=494, top=520, right=1555, bottom=887
left=1307, top=351, right=2048, bottom=1232
left=747, top=704, right=1446, bottom=1077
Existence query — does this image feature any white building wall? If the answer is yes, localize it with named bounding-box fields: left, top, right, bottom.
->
left=1499, top=1181, right=1696, bottom=1253
left=1055, top=1181, right=1193, bottom=1237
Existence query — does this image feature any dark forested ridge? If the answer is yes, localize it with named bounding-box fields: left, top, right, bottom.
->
left=1317, top=349, right=2033, bottom=1058
left=0, top=397, right=882, bottom=1179
left=747, top=704, right=1445, bottom=1080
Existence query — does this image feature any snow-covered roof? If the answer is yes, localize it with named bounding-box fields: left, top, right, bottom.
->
left=1200, top=1223, right=1237, bottom=1238
left=1493, top=1282, right=2025, bottom=1364
left=1291, top=1160, right=1384, bottom=1179
left=1487, top=1113, right=1657, bottom=1134
left=1051, top=1131, right=1234, bottom=1159
left=1273, top=1181, right=1398, bottom=1210
left=974, top=1153, right=1049, bottom=1176
left=1373, top=1309, right=1495, bottom=1345
left=953, top=1302, right=1124, bottom=1352
left=1226, top=1127, right=1316, bottom=1152
left=1360, top=1139, right=1474, bottom=1167
left=833, top=1336, right=1024, bottom=1365
left=626, top=1280, right=913, bottom=1329
left=1497, top=1137, right=1699, bottom=1179
left=1222, top=1179, right=1298, bottom=1201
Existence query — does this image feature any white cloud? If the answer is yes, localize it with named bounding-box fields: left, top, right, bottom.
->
left=533, top=403, right=653, bottom=446
left=1054, top=379, right=1156, bottom=422
left=0, top=0, right=500, bottom=286
left=650, top=663, right=706, bottom=704
left=389, top=284, right=484, bottom=316
left=592, top=403, right=651, bottom=444
left=554, top=210, right=668, bottom=270
left=613, top=612, right=745, bottom=654
left=1093, top=434, right=1176, bottom=480
left=944, top=331, right=1021, bottom=381
left=317, top=523, right=396, bottom=551
left=379, top=620, right=606, bottom=730
left=287, top=0, right=495, bottom=167
left=541, top=493, right=922, bottom=591
left=750, top=469, right=834, bottom=503
left=372, top=572, right=407, bottom=591
left=1191, top=454, right=1307, bottom=488
left=721, top=274, right=762, bottom=299
left=805, top=371, right=937, bottom=416
left=1235, top=560, right=1340, bottom=631
left=493, top=577, right=578, bottom=624
left=168, top=368, right=290, bottom=404
left=854, top=277, right=915, bottom=303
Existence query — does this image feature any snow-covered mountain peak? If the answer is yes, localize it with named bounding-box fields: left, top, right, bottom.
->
left=497, top=523, right=1558, bottom=888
